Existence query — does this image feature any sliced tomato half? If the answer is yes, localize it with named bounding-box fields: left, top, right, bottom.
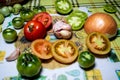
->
left=86, top=32, right=111, bottom=55
left=31, top=39, right=52, bottom=59
left=52, top=39, right=78, bottom=64
left=32, top=12, right=52, bottom=29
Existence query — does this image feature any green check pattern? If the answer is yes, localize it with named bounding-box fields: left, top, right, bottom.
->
left=24, top=0, right=120, bottom=20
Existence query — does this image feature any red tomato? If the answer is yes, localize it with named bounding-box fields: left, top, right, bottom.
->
left=24, top=20, right=46, bottom=41
left=31, top=39, right=52, bottom=59
left=32, top=12, right=52, bottom=29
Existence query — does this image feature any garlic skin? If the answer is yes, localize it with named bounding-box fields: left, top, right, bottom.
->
left=53, top=20, right=72, bottom=39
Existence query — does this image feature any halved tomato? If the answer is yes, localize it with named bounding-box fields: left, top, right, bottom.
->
left=86, top=32, right=111, bottom=55
left=32, top=12, right=52, bottom=29
left=52, top=39, right=78, bottom=64
left=31, top=39, right=52, bottom=59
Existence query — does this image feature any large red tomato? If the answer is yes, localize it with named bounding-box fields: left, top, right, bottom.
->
left=24, top=20, right=46, bottom=41
left=32, top=12, right=52, bottom=29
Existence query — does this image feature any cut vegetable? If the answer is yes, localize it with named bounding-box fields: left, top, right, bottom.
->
left=52, top=40, right=78, bottom=64
left=66, top=10, right=88, bottom=30
left=55, top=0, right=73, bottom=14
left=31, top=39, right=52, bottom=59
left=86, top=32, right=111, bottom=55
left=103, top=4, right=117, bottom=13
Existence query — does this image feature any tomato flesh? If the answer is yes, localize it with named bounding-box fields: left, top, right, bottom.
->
left=52, top=40, right=78, bottom=64
left=31, top=39, right=52, bottom=59
left=32, top=12, right=52, bottom=29
left=66, top=10, right=88, bottom=30
left=103, top=4, right=117, bottom=13
left=55, top=41, right=74, bottom=58
left=86, top=32, right=111, bottom=55
left=55, top=0, right=73, bottom=14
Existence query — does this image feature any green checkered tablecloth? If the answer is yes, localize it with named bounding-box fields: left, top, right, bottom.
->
left=24, top=0, right=120, bottom=17
left=1, top=0, right=120, bottom=80
left=24, top=0, right=120, bottom=27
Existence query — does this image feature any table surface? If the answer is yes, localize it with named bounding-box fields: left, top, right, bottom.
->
left=0, top=0, right=120, bottom=80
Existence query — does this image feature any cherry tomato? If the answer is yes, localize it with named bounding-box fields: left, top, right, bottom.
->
left=0, top=13, right=4, bottom=24
left=78, top=51, right=95, bottom=68
left=86, top=32, right=111, bottom=55
left=20, top=8, right=34, bottom=22
left=2, top=28, right=17, bottom=43
left=0, top=6, right=10, bottom=17
left=31, top=39, right=52, bottom=59
left=32, top=12, right=52, bottom=29
left=24, top=20, right=46, bottom=41
left=55, top=0, right=73, bottom=14
left=33, top=6, right=46, bottom=14
left=52, top=39, right=78, bottom=64
left=12, top=17, right=24, bottom=29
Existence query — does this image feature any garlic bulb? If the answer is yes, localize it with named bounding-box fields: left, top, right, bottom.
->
left=53, top=20, right=72, bottom=39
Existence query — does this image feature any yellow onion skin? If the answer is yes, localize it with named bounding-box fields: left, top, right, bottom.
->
left=84, top=12, right=117, bottom=38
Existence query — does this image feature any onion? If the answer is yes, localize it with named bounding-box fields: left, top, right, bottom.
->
left=84, top=12, right=117, bottom=38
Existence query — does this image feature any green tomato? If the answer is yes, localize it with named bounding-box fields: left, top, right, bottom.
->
left=13, top=4, right=22, bottom=15
left=0, top=13, right=4, bottom=24
left=66, top=10, right=88, bottom=30
left=78, top=51, right=95, bottom=68
left=12, top=17, right=24, bottom=29
left=8, top=6, right=13, bottom=13
left=17, top=53, right=42, bottom=77
left=33, top=6, right=46, bottom=14
left=103, top=4, right=117, bottom=13
left=55, top=0, right=73, bottom=14
left=20, top=8, right=34, bottom=22
left=0, top=6, right=10, bottom=17
left=2, top=28, right=17, bottom=43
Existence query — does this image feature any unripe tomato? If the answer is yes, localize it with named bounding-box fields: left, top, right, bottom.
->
left=17, top=53, right=42, bottom=77
left=2, top=28, right=17, bottom=43
left=78, top=51, right=95, bottom=68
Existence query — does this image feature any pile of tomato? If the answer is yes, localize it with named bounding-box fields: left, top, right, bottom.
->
left=1, top=0, right=116, bottom=79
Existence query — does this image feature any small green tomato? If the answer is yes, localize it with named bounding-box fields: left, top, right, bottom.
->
left=78, top=51, right=95, bottom=68
left=0, top=13, right=4, bottom=24
left=12, top=17, right=24, bottom=29
left=2, top=28, right=17, bottom=43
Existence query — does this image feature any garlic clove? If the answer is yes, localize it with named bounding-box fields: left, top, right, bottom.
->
left=6, top=48, right=20, bottom=61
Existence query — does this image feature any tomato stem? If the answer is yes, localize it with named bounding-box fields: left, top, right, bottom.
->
left=29, top=25, right=34, bottom=32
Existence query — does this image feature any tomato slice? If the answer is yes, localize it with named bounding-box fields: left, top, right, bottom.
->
left=103, top=4, right=117, bottom=13
left=31, top=39, right=52, bottom=59
left=86, top=32, right=111, bottom=55
left=66, top=10, right=88, bottom=30
left=52, top=39, right=78, bottom=64
left=55, top=0, right=73, bottom=14
left=32, top=12, right=52, bottom=29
